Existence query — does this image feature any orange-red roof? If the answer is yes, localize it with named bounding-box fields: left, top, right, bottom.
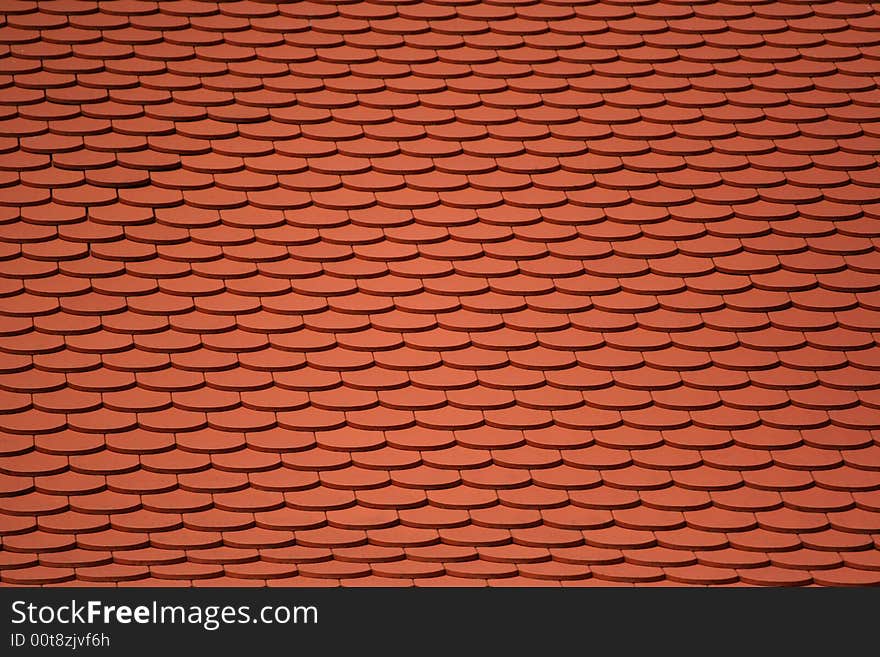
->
left=0, top=0, right=879, bottom=587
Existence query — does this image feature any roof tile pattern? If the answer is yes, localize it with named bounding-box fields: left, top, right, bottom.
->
left=0, top=0, right=880, bottom=587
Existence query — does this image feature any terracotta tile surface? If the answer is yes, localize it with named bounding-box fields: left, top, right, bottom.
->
left=0, top=0, right=879, bottom=588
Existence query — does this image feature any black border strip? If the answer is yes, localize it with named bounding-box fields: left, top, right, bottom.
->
left=0, top=587, right=873, bottom=654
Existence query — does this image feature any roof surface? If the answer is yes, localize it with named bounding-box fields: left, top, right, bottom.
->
left=1, top=0, right=880, bottom=588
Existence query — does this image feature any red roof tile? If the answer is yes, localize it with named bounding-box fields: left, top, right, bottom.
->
left=0, top=0, right=879, bottom=588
